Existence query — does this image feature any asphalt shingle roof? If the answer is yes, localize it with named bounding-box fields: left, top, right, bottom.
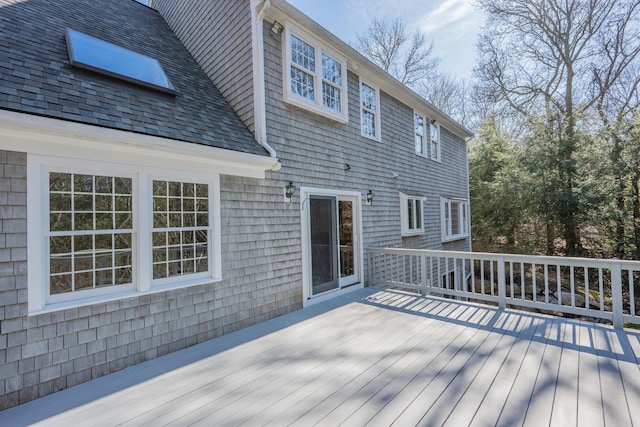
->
left=0, top=0, right=268, bottom=157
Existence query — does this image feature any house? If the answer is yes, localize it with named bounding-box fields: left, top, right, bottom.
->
left=0, top=0, right=472, bottom=409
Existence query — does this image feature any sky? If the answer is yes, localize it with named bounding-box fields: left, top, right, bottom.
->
left=287, top=0, right=485, bottom=80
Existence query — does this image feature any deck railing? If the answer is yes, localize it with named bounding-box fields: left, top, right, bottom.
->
left=367, top=247, right=640, bottom=328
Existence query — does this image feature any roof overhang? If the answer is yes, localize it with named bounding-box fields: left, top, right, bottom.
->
left=265, top=0, right=474, bottom=140
left=0, top=109, right=280, bottom=178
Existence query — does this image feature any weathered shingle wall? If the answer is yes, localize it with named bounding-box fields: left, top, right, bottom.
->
left=262, top=25, right=471, bottom=253
left=151, top=0, right=256, bottom=134
left=0, top=150, right=301, bottom=411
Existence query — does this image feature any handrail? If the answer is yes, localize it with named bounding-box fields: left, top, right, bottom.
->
left=367, top=247, right=640, bottom=329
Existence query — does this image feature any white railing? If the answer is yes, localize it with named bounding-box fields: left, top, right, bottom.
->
left=367, top=247, right=640, bottom=328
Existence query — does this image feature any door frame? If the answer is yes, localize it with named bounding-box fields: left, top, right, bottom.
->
left=301, top=187, right=364, bottom=307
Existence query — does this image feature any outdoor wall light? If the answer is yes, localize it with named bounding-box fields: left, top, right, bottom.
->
left=430, top=118, right=437, bottom=125
left=284, top=181, right=295, bottom=202
left=366, top=190, right=373, bottom=205
left=344, top=163, right=351, bottom=171
left=270, top=20, right=284, bottom=35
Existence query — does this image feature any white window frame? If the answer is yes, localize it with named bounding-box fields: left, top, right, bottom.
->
left=400, top=192, right=426, bottom=236
left=441, top=197, right=469, bottom=242
left=28, top=155, right=221, bottom=314
left=430, top=122, right=441, bottom=162
left=360, top=78, right=381, bottom=141
left=282, top=24, right=348, bottom=123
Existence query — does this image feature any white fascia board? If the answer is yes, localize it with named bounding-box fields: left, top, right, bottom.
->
left=0, top=110, right=280, bottom=178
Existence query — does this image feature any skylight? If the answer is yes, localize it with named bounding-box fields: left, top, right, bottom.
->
left=65, top=28, right=176, bottom=95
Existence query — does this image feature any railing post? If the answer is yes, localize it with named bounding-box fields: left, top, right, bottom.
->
left=421, top=254, right=428, bottom=296
left=498, top=255, right=506, bottom=310
left=611, top=262, right=624, bottom=329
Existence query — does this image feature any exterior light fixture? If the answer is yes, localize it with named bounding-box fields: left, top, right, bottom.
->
left=344, top=163, right=351, bottom=171
left=430, top=118, right=437, bottom=125
left=284, top=181, right=295, bottom=202
left=366, top=190, right=373, bottom=205
left=270, top=20, right=284, bottom=35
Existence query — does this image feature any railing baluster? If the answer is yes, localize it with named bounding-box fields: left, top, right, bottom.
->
left=520, top=262, right=525, bottom=300
left=629, top=270, right=635, bottom=317
left=544, top=264, right=549, bottom=304
left=480, top=260, right=485, bottom=295
left=471, top=258, right=476, bottom=294
left=570, top=266, right=575, bottom=307
left=584, top=267, right=589, bottom=310
left=532, top=263, right=537, bottom=302
left=599, top=268, right=604, bottom=312
left=557, top=266, right=562, bottom=307
left=490, top=260, right=495, bottom=296
left=510, top=261, right=514, bottom=298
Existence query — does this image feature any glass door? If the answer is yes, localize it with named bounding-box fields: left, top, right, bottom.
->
left=309, top=196, right=339, bottom=295
left=308, top=194, right=359, bottom=297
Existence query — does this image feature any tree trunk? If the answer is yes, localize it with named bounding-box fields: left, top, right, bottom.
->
left=633, top=168, right=640, bottom=260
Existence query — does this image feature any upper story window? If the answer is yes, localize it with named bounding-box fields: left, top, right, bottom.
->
left=430, top=122, right=441, bottom=161
left=415, top=112, right=426, bottom=156
left=65, top=28, right=176, bottom=95
left=441, top=197, right=469, bottom=242
left=361, top=79, right=381, bottom=141
left=400, top=192, right=426, bottom=236
left=284, top=26, right=348, bottom=123
left=415, top=112, right=441, bottom=161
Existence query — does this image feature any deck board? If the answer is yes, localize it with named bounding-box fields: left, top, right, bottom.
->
left=1, top=287, right=639, bottom=427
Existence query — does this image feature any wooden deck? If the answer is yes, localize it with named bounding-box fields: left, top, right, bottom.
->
left=2, top=287, right=640, bottom=426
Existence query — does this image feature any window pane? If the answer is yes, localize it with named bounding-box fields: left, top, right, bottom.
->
left=50, top=254, right=72, bottom=275
left=362, top=111, right=375, bottom=137
left=74, top=174, right=93, bottom=193
left=415, top=113, right=425, bottom=154
left=322, top=54, right=341, bottom=85
left=47, top=170, right=134, bottom=298
left=361, top=83, right=376, bottom=112
left=50, top=212, right=72, bottom=232
left=50, top=274, right=72, bottom=295
left=451, top=202, right=461, bottom=235
left=152, top=180, right=210, bottom=280
left=416, top=200, right=422, bottom=229
left=95, top=176, right=113, bottom=194
left=291, top=67, right=315, bottom=100
left=322, top=82, right=341, bottom=112
left=50, top=172, right=72, bottom=192
left=407, top=199, right=414, bottom=230
left=291, top=35, right=315, bottom=72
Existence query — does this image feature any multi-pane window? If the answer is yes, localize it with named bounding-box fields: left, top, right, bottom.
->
left=400, top=192, right=426, bottom=236
left=415, top=113, right=440, bottom=161
left=35, top=161, right=220, bottom=311
left=48, top=173, right=133, bottom=296
left=415, top=112, right=426, bottom=155
left=285, top=28, right=348, bottom=121
left=152, top=180, right=209, bottom=280
left=361, top=81, right=380, bottom=140
left=322, top=54, right=342, bottom=111
left=290, top=35, right=315, bottom=101
left=430, top=122, right=441, bottom=161
left=441, top=198, right=469, bottom=241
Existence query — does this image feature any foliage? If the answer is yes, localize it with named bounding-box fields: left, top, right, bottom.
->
left=472, top=0, right=640, bottom=258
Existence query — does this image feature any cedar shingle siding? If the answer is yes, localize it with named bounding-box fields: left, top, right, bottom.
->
left=0, top=0, right=471, bottom=409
